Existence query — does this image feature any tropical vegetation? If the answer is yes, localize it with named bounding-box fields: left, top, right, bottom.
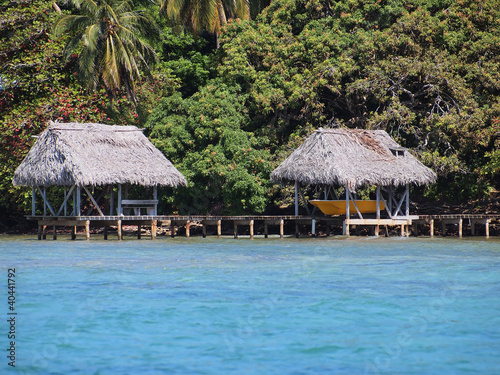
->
left=1, top=0, right=499, bottom=229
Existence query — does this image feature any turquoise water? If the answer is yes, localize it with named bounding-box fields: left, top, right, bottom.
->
left=1, top=236, right=500, bottom=374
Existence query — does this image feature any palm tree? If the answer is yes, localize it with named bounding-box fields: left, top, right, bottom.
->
left=53, top=0, right=158, bottom=104
left=159, top=0, right=250, bottom=47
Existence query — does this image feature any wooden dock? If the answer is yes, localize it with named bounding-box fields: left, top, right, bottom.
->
left=28, top=213, right=500, bottom=240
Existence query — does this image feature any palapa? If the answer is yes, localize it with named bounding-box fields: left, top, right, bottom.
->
left=271, top=128, right=436, bottom=191
left=13, top=122, right=187, bottom=187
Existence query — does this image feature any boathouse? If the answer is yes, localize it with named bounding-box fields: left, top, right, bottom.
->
left=271, top=128, right=437, bottom=235
left=13, top=122, right=187, bottom=222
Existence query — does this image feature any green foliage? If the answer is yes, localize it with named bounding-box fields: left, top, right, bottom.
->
left=147, top=81, right=272, bottom=214
left=219, top=0, right=500, bottom=202
left=52, top=0, right=159, bottom=103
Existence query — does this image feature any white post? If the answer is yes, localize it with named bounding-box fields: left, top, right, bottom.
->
left=154, top=185, right=158, bottom=215
left=32, top=186, right=36, bottom=216
left=76, top=186, right=81, bottom=216
left=118, top=184, right=122, bottom=215
left=405, top=184, right=410, bottom=217
left=110, top=186, right=114, bottom=216
left=345, top=184, right=350, bottom=218
left=376, top=186, right=381, bottom=219
left=294, top=180, right=299, bottom=216
left=64, top=187, right=67, bottom=216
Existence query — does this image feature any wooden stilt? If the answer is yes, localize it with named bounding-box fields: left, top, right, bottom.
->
left=234, top=222, right=238, bottom=239
left=42, top=225, right=47, bottom=240
left=38, top=224, right=42, bottom=240
left=71, top=226, right=76, bottom=240
left=117, top=220, right=122, bottom=241
left=249, top=220, right=254, bottom=239
left=217, top=220, right=222, bottom=238
left=311, top=219, right=316, bottom=237
left=471, top=220, right=476, bottom=236
left=442, top=221, right=447, bottom=237
left=486, top=219, right=490, bottom=238
left=104, top=226, right=108, bottom=240
left=374, top=224, right=380, bottom=237
left=85, top=220, right=90, bottom=241
left=264, top=223, right=269, bottom=238
left=280, top=219, right=284, bottom=238
left=151, top=220, right=157, bottom=240
left=171, top=222, right=175, bottom=237
left=343, top=220, right=350, bottom=236
left=52, top=226, right=57, bottom=240
left=202, top=223, right=207, bottom=238
left=430, top=219, right=434, bottom=237
left=185, top=221, right=190, bottom=238
left=295, top=222, right=299, bottom=238
left=137, top=225, right=141, bottom=239
left=458, top=218, right=463, bottom=238
left=401, top=224, right=405, bottom=237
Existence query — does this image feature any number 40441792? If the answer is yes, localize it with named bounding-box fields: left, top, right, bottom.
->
left=8, top=268, right=15, bottom=311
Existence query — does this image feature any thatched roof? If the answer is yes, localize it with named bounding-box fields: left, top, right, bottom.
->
left=271, top=128, right=436, bottom=191
left=13, top=122, right=187, bottom=187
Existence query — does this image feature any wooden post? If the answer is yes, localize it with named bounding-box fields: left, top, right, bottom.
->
left=42, top=225, right=47, bottom=240
left=442, top=220, right=447, bottom=237
left=343, top=220, right=350, bottom=236
left=326, top=222, right=331, bottom=237
left=202, top=223, right=207, bottom=238
left=486, top=219, right=490, bottom=238
left=345, top=184, right=350, bottom=218
left=71, top=226, right=76, bottom=240
left=294, top=180, right=299, bottom=216
left=137, top=225, right=142, bottom=239
left=400, top=224, right=405, bottom=237
left=52, top=226, right=57, bottom=240
left=32, top=186, right=36, bottom=216
left=458, top=218, right=463, bottom=238
left=85, top=220, right=90, bottom=240
left=171, top=222, right=175, bottom=237
left=295, top=221, right=299, bottom=238
left=117, top=220, right=122, bottom=240
left=280, top=219, right=284, bottom=239
left=217, top=220, right=222, bottom=238
left=430, top=219, right=434, bottom=237
left=311, top=219, right=316, bottom=237
left=234, top=222, right=238, bottom=239
left=38, top=224, right=42, bottom=240
left=110, top=186, right=115, bottom=216
left=471, top=220, right=476, bottom=236
left=405, top=183, right=410, bottom=217
left=375, top=186, right=380, bottom=237
left=151, top=220, right=157, bottom=240
left=153, top=186, right=158, bottom=215
left=43, top=187, right=47, bottom=216
left=185, top=220, right=190, bottom=238
left=264, top=223, right=268, bottom=238
left=104, top=226, right=108, bottom=240
left=249, top=220, right=254, bottom=239
left=117, top=184, right=122, bottom=216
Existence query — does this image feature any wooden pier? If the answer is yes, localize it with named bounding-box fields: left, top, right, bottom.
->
left=29, top=213, right=499, bottom=240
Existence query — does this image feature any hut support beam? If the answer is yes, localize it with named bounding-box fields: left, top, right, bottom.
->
left=153, top=186, right=158, bottom=215
left=37, top=187, right=56, bottom=216
left=295, top=181, right=299, bottom=216
left=32, top=186, right=36, bottom=216
left=76, top=186, right=81, bottom=216
left=118, top=184, right=122, bottom=216
left=83, top=187, right=104, bottom=216
left=56, top=185, right=75, bottom=216
left=110, top=187, right=115, bottom=216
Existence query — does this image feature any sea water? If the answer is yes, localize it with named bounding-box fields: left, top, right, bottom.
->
left=1, top=235, right=499, bottom=374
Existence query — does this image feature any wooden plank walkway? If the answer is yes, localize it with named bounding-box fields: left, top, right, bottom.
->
left=27, top=214, right=500, bottom=240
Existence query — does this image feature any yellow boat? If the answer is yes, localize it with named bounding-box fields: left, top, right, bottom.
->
left=310, top=200, right=385, bottom=216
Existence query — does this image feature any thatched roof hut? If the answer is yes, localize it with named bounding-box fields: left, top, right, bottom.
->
left=13, top=122, right=187, bottom=187
left=271, top=128, right=436, bottom=191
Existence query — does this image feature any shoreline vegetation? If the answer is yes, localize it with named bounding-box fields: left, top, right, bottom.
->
left=2, top=0, right=500, bottom=232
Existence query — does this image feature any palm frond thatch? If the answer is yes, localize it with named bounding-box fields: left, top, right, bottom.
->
left=13, top=122, right=187, bottom=187
left=271, top=128, right=437, bottom=191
